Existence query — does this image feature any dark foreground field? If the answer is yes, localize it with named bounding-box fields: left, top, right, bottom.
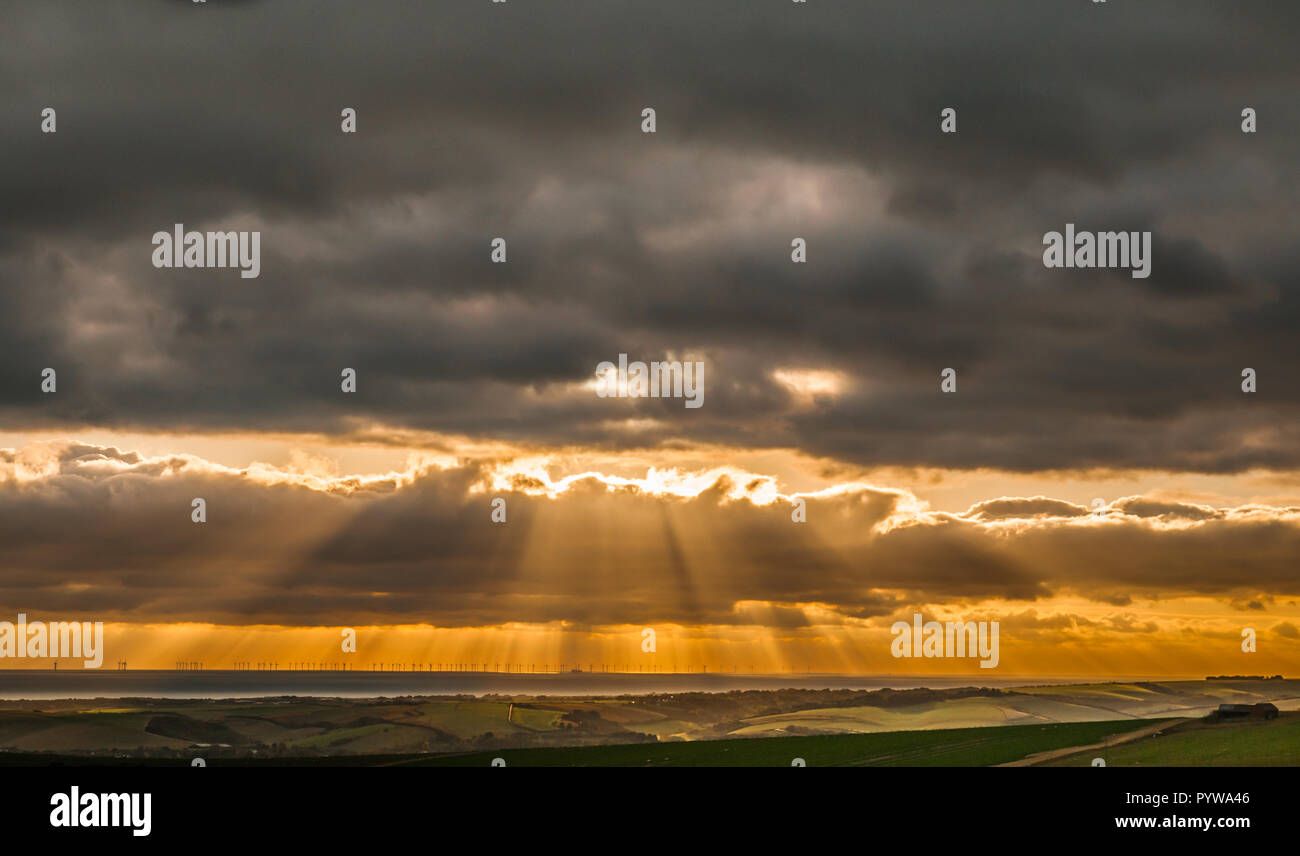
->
left=0, top=717, right=1152, bottom=766
left=399, top=713, right=1300, bottom=766
left=405, top=719, right=1161, bottom=766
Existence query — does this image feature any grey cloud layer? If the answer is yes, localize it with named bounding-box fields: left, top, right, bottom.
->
left=3, top=1, right=1299, bottom=470
left=1, top=442, right=1296, bottom=626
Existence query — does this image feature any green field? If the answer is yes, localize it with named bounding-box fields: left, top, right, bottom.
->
left=1048, top=713, right=1300, bottom=767
left=399, top=719, right=1160, bottom=767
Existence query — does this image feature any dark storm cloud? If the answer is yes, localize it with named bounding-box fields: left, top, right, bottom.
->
left=2, top=1, right=1298, bottom=471
left=2, top=442, right=1298, bottom=626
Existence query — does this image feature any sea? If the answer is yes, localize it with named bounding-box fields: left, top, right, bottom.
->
left=0, top=670, right=1177, bottom=701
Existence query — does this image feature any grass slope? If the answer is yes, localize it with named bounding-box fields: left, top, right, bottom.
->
left=1047, top=712, right=1300, bottom=766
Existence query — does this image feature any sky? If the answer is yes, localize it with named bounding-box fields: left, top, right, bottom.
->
left=1, top=1, right=1298, bottom=676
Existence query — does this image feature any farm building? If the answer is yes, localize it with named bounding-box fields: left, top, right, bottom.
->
left=1214, top=702, right=1279, bottom=720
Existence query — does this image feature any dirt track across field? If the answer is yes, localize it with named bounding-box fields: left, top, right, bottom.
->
left=997, top=718, right=1188, bottom=767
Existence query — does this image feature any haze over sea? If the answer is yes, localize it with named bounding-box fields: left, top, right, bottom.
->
left=0, top=670, right=1180, bottom=701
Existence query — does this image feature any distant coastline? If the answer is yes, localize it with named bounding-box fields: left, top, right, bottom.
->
left=0, top=670, right=1190, bottom=701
